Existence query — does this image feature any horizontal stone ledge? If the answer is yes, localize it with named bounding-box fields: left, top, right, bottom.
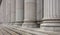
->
left=41, top=23, right=60, bottom=27
left=0, top=22, right=15, bottom=23
left=3, top=25, right=60, bottom=35
left=0, top=21, right=23, bottom=23
left=15, top=21, right=23, bottom=23
left=42, top=19, right=60, bottom=21
left=24, top=21, right=42, bottom=23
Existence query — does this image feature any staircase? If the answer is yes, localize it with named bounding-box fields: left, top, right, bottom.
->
left=0, top=24, right=58, bottom=35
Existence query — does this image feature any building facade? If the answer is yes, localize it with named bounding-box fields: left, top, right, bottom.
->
left=0, top=0, right=60, bottom=35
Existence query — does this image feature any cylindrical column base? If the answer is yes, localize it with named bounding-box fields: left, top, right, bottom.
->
left=40, top=19, right=60, bottom=32
left=14, top=21, right=23, bottom=26
left=22, top=23, right=37, bottom=28
left=22, top=20, right=37, bottom=28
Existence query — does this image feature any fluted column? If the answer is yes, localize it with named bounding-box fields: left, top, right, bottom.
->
left=3, top=0, right=6, bottom=24
left=0, top=0, right=5, bottom=24
left=22, top=0, right=37, bottom=28
left=40, top=0, right=60, bottom=32
left=6, top=0, right=11, bottom=25
left=37, top=0, right=42, bottom=27
left=15, top=0, right=24, bottom=26
left=11, top=0, right=16, bottom=25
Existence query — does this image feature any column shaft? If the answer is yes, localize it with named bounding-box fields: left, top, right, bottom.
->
left=22, top=0, right=37, bottom=28
left=37, top=0, right=42, bottom=27
left=11, top=0, right=16, bottom=25
left=3, top=0, right=6, bottom=24
left=6, top=0, right=11, bottom=24
left=0, top=0, right=6, bottom=24
left=15, top=0, right=24, bottom=26
left=40, top=0, right=60, bottom=32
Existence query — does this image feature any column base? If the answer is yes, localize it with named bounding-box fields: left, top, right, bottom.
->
left=22, top=22, right=37, bottom=28
left=40, top=21, right=60, bottom=32
left=14, top=23, right=22, bottom=26
left=37, top=22, right=41, bottom=28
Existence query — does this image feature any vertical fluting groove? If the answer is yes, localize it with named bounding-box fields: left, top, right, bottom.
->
left=35, top=0, right=36, bottom=21
left=48, top=0, right=49, bottom=18
left=23, top=0, right=24, bottom=21
left=52, top=0, right=53, bottom=18
left=42, top=0, right=44, bottom=18
left=56, top=0, right=58, bottom=18
left=9, top=0, right=11, bottom=23
left=14, top=0, right=16, bottom=23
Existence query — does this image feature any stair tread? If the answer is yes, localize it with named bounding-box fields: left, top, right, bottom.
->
left=1, top=28, right=11, bottom=35
left=0, top=28, right=4, bottom=35
left=3, top=27, right=19, bottom=35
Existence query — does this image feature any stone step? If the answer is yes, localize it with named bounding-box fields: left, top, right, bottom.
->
left=3, top=27, right=20, bottom=35
left=5, top=25, right=47, bottom=35
left=1, top=28, right=11, bottom=35
left=6, top=25, right=60, bottom=35
left=5, top=27, right=22, bottom=35
left=0, top=28, right=4, bottom=35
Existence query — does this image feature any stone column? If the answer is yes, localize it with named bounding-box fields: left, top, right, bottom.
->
left=37, top=0, right=42, bottom=27
left=22, top=0, right=37, bottom=28
left=11, top=0, right=16, bottom=25
left=6, top=0, right=11, bottom=25
left=0, top=0, right=5, bottom=24
left=40, top=0, right=60, bottom=32
left=15, top=0, right=24, bottom=26
left=3, top=0, right=6, bottom=24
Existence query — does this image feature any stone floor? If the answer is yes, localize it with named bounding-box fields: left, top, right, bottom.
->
left=0, top=24, right=60, bottom=35
left=0, top=25, right=21, bottom=35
